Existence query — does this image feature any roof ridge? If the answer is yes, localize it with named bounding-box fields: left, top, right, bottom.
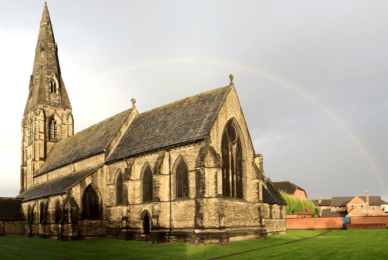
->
left=138, top=86, right=231, bottom=117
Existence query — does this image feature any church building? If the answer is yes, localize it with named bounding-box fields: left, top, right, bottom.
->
left=0, top=4, right=286, bottom=245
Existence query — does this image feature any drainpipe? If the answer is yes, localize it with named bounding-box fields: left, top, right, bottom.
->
left=168, top=149, right=172, bottom=236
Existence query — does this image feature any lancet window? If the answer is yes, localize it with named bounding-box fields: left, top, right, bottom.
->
left=143, top=165, right=153, bottom=202
left=49, top=119, right=57, bottom=139
left=40, top=201, right=46, bottom=224
left=176, top=158, right=189, bottom=198
left=116, top=171, right=124, bottom=205
left=50, top=74, right=59, bottom=94
left=83, top=185, right=100, bottom=219
left=221, top=121, right=243, bottom=198
left=55, top=200, right=62, bottom=223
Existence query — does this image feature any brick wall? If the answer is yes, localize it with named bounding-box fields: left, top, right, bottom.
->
left=347, top=223, right=386, bottom=229
left=286, top=217, right=342, bottom=229
left=350, top=216, right=388, bottom=227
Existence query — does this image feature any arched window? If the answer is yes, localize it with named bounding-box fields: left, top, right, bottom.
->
left=55, top=200, right=62, bottom=224
left=28, top=122, right=34, bottom=144
left=83, top=185, right=100, bottom=219
left=49, top=119, right=57, bottom=139
left=143, top=165, right=153, bottom=202
left=40, top=201, right=45, bottom=224
left=50, top=74, right=59, bottom=94
left=27, top=205, right=33, bottom=224
left=116, top=171, right=124, bottom=205
left=221, top=121, right=243, bottom=198
left=176, top=158, right=189, bottom=198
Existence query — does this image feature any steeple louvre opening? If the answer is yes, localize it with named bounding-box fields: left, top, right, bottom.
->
left=49, top=118, right=57, bottom=140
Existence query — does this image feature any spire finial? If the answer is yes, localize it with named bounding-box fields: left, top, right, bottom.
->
left=131, top=98, right=136, bottom=106
left=229, top=74, right=234, bottom=85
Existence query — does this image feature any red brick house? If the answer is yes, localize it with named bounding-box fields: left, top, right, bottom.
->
left=314, top=191, right=387, bottom=217
left=310, top=197, right=331, bottom=216
left=273, top=181, right=307, bottom=200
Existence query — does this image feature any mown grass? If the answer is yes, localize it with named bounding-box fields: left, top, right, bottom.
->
left=0, top=230, right=324, bottom=260
left=2, top=230, right=385, bottom=260
left=226, top=230, right=388, bottom=260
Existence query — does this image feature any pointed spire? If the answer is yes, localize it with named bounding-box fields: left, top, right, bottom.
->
left=24, top=3, right=71, bottom=116
left=40, top=2, right=51, bottom=25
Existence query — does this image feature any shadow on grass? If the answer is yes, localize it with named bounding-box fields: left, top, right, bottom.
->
left=0, top=230, right=327, bottom=260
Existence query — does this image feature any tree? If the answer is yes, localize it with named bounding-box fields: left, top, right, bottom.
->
left=294, top=198, right=304, bottom=214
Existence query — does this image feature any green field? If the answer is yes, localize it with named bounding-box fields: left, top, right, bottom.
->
left=0, top=230, right=386, bottom=259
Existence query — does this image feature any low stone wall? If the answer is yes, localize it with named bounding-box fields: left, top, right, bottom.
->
left=347, top=223, right=386, bottom=230
left=286, top=217, right=342, bottom=230
left=0, top=221, right=25, bottom=236
left=350, top=216, right=388, bottom=228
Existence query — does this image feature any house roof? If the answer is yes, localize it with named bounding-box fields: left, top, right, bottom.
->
left=35, top=109, right=131, bottom=176
left=272, top=181, right=307, bottom=197
left=331, top=196, right=385, bottom=207
left=107, top=86, right=231, bottom=162
left=263, top=179, right=287, bottom=205
left=19, top=165, right=103, bottom=202
left=320, top=199, right=332, bottom=206
left=310, top=200, right=318, bottom=207
left=321, top=209, right=347, bottom=218
left=0, top=198, right=24, bottom=221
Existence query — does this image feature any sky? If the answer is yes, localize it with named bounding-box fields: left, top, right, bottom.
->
left=0, top=0, right=387, bottom=201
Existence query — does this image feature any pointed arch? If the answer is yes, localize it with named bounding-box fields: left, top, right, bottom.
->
left=141, top=163, right=153, bottom=202
left=49, top=118, right=57, bottom=139
left=115, top=169, right=124, bottom=205
left=50, top=73, right=60, bottom=94
left=82, top=184, right=102, bottom=219
left=54, top=199, right=62, bottom=224
left=173, top=156, right=189, bottom=198
left=221, top=118, right=246, bottom=198
left=141, top=210, right=151, bottom=235
left=40, top=201, right=45, bottom=224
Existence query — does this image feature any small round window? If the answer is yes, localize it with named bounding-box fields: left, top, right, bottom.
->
left=228, top=123, right=237, bottom=143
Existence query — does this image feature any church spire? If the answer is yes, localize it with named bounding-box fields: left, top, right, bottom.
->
left=24, top=2, right=71, bottom=116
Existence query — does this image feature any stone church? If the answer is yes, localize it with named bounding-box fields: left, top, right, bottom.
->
left=0, top=4, right=286, bottom=244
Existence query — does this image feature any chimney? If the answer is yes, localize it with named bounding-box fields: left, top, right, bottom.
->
left=318, top=197, right=322, bottom=204
left=366, top=190, right=369, bottom=205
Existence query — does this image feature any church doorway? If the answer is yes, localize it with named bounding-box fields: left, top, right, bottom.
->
left=144, top=212, right=150, bottom=235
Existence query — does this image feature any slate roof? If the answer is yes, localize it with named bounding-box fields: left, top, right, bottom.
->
left=272, top=181, right=307, bottom=197
left=0, top=198, right=24, bottom=221
left=310, top=200, right=318, bottom=207
left=331, top=196, right=385, bottom=207
left=321, top=209, right=347, bottom=218
left=263, top=179, right=287, bottom=205
left=35, top=109, right=131, bottom=176
left=107, top=86, right=231, bottom=162
left=19, top=165, right=103, bottom=202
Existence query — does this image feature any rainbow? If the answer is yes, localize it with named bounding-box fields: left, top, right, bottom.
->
left=94, top=57, right=388, bottom=197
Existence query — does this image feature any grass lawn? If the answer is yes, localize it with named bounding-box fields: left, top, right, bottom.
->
left=0, top=230, right=385, bottom=259
left=227, top=230, right=388, bottom=260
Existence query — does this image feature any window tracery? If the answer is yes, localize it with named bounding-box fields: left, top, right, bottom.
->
left=49, top=118, right=57, bottom=139
left=83, top=185, right=100, bottom=219
left=221, top=121, right=243, bottom=198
